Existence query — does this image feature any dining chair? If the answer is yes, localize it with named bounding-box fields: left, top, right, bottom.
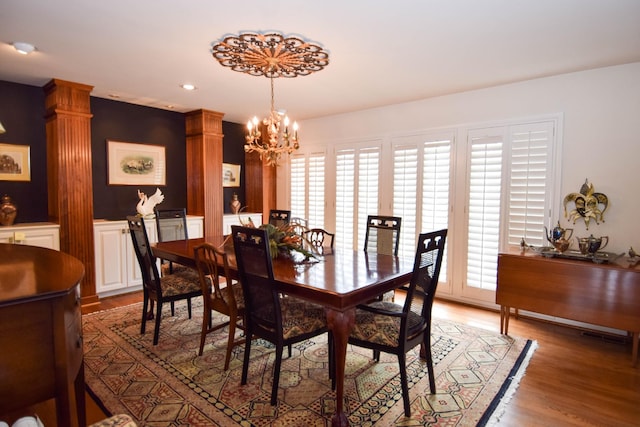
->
left=194, top=242, right=245, bottom=370
left=304, top=228, right=335, bottom=250
left=231, top=225, right=332, bottom=405
left=364, top=215, right=402, bottom=301
left=127, top=215, right=202, bottom=345
left=364, top=215, right=402, bottom=256
left=268, top=209, right=291, bottom=227
left=349, top=228, right=447, bottom=417
left=154, top=208, right=189, bottom=273
left=154, top=207, right=193, bottom=316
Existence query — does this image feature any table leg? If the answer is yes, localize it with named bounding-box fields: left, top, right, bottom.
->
left=500, top=305, right=510, bottom=335
left=632, top=331, right=638, bottom=367
left=326, top=307, right=355, bottom=427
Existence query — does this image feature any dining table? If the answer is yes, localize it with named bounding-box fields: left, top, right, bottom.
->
left=152, top=235, right=415, bottom=426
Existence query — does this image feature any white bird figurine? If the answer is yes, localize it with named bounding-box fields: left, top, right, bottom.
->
left=136, top=188, right=164, bottom=217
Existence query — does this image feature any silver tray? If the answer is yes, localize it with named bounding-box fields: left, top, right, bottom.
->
left=537, top=248, right=616, bottom=264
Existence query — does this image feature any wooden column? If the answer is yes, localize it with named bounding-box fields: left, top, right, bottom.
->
left=44, top=78, right=98, bottom=308
left=185, top=109, right=225, bottom=236
left=244, top=151, right=276, bottom=217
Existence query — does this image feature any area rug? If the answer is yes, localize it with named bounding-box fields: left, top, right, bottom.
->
left=83, top=301, right=536, bottom=426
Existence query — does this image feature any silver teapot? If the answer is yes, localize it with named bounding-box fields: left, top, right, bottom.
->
left=576, top=234, right=609, bottom=255
left=544, top=221, right=573, bottom=252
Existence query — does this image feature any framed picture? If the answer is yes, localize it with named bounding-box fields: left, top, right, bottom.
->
left=107, top=140, right=166, bottom=186
left=0, top=143, right=30, bottom=181
left=222, top=163, right=241, bottom=187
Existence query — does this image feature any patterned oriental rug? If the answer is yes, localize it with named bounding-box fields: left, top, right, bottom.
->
left=83, top=301, right=536, bottom=426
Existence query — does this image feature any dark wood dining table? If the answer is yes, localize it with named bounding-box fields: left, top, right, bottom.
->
left=152, top=236, right=414, bottom=426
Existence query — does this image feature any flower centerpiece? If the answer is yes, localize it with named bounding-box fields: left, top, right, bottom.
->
left=238, top=216, right=318, bottom=260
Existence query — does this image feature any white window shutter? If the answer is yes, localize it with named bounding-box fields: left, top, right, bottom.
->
left=507, top=122, right=554, bottom=247
left=466, top=134, right=503, bottom=291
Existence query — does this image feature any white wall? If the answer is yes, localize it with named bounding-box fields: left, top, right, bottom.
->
left=294, top=62, right=640, bottom=255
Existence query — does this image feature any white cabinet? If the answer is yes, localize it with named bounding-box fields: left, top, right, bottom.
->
left=94, top=216, right=203, bottom=297
left=0, top=223, right=60, bottom=250
left=223, top=213, right=262, bottom=234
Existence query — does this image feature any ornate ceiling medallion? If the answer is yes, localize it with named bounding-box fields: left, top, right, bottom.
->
left=212, top=32, right=329, bottom=78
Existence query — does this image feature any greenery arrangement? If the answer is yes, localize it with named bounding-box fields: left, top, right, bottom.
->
left=238, top=217, right=318, bottom=260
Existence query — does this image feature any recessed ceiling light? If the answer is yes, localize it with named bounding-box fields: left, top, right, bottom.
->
left=181, top=83, right=196, bottom=91
left=13, top=42, right=35, bottom=55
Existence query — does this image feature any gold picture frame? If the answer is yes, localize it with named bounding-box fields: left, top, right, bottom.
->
left=107, top=140, right=166, bottom=186
left=0, top=143, right=31, bottom=181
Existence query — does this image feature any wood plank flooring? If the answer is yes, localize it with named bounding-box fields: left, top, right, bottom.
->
left=24, top=291, right=640, bottom=426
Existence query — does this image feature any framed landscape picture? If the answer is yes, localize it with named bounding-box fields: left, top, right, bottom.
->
left=107, top=140, right=166, bottom=185
left=0, top=143, right=30, bottom=181
left=222, top=163, right=241, bottom=187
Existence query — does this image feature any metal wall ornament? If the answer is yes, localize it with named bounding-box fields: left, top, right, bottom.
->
left=563, top=179, right=609, bottom=229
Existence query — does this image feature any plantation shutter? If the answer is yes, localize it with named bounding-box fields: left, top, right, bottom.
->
left=290, top=152, right=326, bottom=229
left=307, top=153, right=325, bottom=229
left=507, top=122, right=554, bottom=247
left=356, top=148, right=380, bottom=249
left=335, top=145, right=380, bottom=249
left=466, top=131, right=503, bottom=291
left=393, top=146, right=419, bottom=258
left=421, top=140, right=451, bottom=281
left=290, top=154, right=306, bottom=220
left=335, top=149, right=355, bottom=249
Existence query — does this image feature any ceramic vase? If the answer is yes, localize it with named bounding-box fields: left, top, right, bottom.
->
left=0, top=194, right=17, bottom=226
left=230, top=193, right=241, bottom=214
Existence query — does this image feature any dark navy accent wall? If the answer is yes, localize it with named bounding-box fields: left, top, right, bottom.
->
left=91, top=97, right=187, bottom=220
left=222, top=121, right=248, bottom=213
left=0, top=79, right=247, bottom=224
left=0, top=80, right=48, bottom=223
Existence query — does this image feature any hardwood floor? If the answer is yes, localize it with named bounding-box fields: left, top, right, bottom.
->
left=29, top=291, right=640, bottom=426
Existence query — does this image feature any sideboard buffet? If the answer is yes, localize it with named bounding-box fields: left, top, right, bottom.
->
left=0, top=243, right=86, bottom=426
left=496, top=250, right=640, bottom=365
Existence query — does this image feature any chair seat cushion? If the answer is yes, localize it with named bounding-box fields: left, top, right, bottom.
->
left=253, top=297, right=326, bottom=339
left=350, top=301, right=425, bottom=347
left=160, top=269, right=201, bottom=297
left=161, top=262, right=191, bottom=276
left=205, top=276, right=245, bottom=309
left=281, top=297, right=327, bottom=338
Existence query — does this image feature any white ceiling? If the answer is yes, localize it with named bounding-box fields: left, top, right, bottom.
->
left=1, top=1, right=639, bottom=124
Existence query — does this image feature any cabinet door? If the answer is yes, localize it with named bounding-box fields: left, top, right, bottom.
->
left=0, top=225, right=60, bottom=250
left=187, top=217, right=203, bottom=238
left=94, top=224, right=129, bottom=294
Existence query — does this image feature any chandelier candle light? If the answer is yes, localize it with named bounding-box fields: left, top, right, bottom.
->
left=212, top=32, right=329, bottom=165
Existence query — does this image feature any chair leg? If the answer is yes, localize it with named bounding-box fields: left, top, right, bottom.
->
left=170, top=301, right=175, bottom=316
left=271, top=347, right=284, bottom=405
left=153, top=301, right=163, bottom=345
left=398, top=352, right=411, bottom=417
left=241, top=331, right=252, bottom=385
left=287, top=344, right=292, bottom=358
left=425, top=334, right=436, bottom=394
left=198, top=308, right=210, bottom=356
left=374, top=349, right=380, bottom=362
left=187, top=297, right=192, bottom=318
left=146, top=300, right=155, bottom=320
left=224, top=317, right=237, bottom=371
left=141, top=295, right=149, bottom=334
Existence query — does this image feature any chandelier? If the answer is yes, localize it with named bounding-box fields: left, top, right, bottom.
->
left=212, top=32, right=329, bottom=165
